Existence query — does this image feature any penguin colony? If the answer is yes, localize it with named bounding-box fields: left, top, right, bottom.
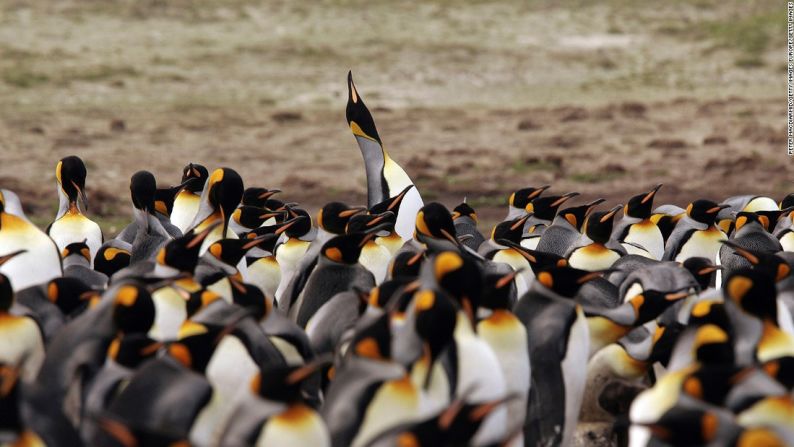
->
left=0, top=72, right=792, bottom=447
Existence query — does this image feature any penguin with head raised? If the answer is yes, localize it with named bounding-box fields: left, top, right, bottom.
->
left=170, top=162, right=209, bottom=234
left=47, top=155, right=103, bottom=265
left=520, top=192, right=580, bottom=249
left=663, top=199, right=729, bottom=263
left=0, top=190, right=62, bottom=291
left=612, top=184, right=665, bottom=260
left=347, top=71, right=423, bottom=241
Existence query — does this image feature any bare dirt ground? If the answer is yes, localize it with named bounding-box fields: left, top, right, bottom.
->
left=0, top=0, right=788, bottom=232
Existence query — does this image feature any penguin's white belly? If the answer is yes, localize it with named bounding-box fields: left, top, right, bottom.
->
left=149, top=287, right=187, bottom=341
left=0, top=214, right=61, bottom=291
left=359, top=242, right=391, bottom=285
left=477, top=311, right=530, bottom=437
left=256, top=405, right=330, bottom=447
left=275, top=240, right=311, bottom=300
left=624, top=222, right=664, bottom=260
left=568, top=245, right=620, bottom=271
left=454, top=316, right=508, bottom=446
left=409, top=358, right=451, bottom=417
left=247, top=256, right=281, bottom=299
left=207, top=278, right=233, bottom=303
left=674, top=228, right=726, bottom=263
left=493, top=249, right=531, bottom=297
left=193, top=335, right=260, bottom=446
left=375, top=233, right=404, bottom=257
left=171, top=192, right=200, bottom=234
left=50, top=212, right=102, bottom=264
left=560, top=307, right=590, bottom=447
left=394, top=186, right=423, bottom=242
left=781, top=231, right=794, bottom=252
left=351, top=376, right=421, bottom=447
left=0, top=314, right=44, bottom=381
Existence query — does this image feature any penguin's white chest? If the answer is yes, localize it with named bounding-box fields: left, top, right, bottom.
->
left=624, top=221, right=664, bottom=260
left=359, top=242, right=392, bottom=284
left=171, top=191, right=200, bottom=234
left=351, top=376, right=421, bottom=447
left=0, top=214, right=61, bottom=291
left=0, top=314, right=44, bottom=381
left=780, top=231, right=794, bottom=252
left=247, top=256, right=281, bottom=299
left=256, top=404, right=330, bottom=447
left=149, top=287, right=187, bottom=341
left=560, top=306, right=590, bottom=447
left=674, top=227, right=726, bottom=263
left=568, top=244, right=620, bottom=271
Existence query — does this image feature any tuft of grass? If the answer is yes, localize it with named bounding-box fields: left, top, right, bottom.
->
left=2, top=67, right=49, bottom=88
left=64, top=65, right=141, bottom=83
left=702, top=10, right=783, bottom=67
left=569, top=171, right=625, bottom=183
left=510, top=159, right=559, bottom=174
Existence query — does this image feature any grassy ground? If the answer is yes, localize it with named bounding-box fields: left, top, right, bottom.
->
left=0, top=0, right=788, bottom=233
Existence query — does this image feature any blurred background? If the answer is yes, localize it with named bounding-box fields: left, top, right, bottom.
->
left=0, top=0, right=787, bottom=232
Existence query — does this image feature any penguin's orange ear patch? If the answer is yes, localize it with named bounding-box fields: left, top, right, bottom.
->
left=325, top=247, right=343, bottom=262
left=726, top=276, right=753, bottom=303
left=537, top=271, right=553, bottom=289
left=355, top=337, right=382, bottom=359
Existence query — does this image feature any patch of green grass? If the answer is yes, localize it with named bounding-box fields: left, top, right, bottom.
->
left=2, top=67, right=49, bottom=88
left=569, top=171, right=625, bottom=183
left=65, top=65, right=141, bottom=83
left=510, top=159, right=558, bottom=174
left=703, top=10, right=783, bottom=65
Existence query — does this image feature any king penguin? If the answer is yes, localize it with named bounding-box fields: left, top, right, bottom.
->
left=186, top=167, right=245, bottom=254
left=346, top=71, right=423, bottom=241
left=170, top=163, right=209, bottom=234
left=0, top=190, right=62, bottom=291
left=612, top=184, right=665, bottom=260
left=47, top=155, right=103, bottom=265
left=663, top=199, right=729, bottom=263
left=566, top=205, right=626, bottom=271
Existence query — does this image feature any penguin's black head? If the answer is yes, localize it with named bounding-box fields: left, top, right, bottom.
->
left=644, top=407, right=722, bottom=446
left=350, top=312, right=392, bottom=361
left=481, top=271, right=519, bottom=310
left=627, top=289, right=690, bottom=326
left=94, top=244, right=131, bottom=278
left=241, top=186, right=280, bottom=208
left=527, top=192, right=579, bottom=220
left=415, top=202, right=457, bottom=243
left=107, top=333, right=162, bottom=369
left=733, top=211, right=769, bottom=233
left=181, top=162, right=208, bottom=186
left=251, top=360, right=326, bottom=404
left=509, top=185, right=551, bottom=210
left=389, top=250, right=425, bottom=280
left=112, top=284, right=155, bottom=334
left=682, top=257, right=722, bottom=291
left=370, top=185, right=414, bottom=216
left=431, top=251, right=483, bottom=319
left=56, top=155, right=88, bottom=208
left=536, top=265, right=606, bottom=298
left=321, top=232, right=373, bottom=264
left=452, top=202, right=477, bottom=223
left=413, top=289, right=457, bottom=388
left=720, top=240, right=790, bottom=283
left=317, top=202, right=366, bottom=234
left=168, top=324, right=220, bottom=373
left=153, top=184, right=185, bottom=217
left=490, top=214, right=531, bottom=245
left=557, top=198, right=606, bottom=231
left=0, top=191, right=5, bottom=215
left=129, top=170, right=157, bottom=213
left=184, top=288, right=222, bottom=318
left=625, top=184, right=662, bottom=219
left=61, top=240, right=90, bottom=261
left=346, top=71, right=382, bottom=144
left=753, top=208, right=793, bottom=233
left=282, top=208, right=312, bottom=238
left=230, top=281, right=270, bottom=320
left=781, top=193, right=794, bottom=210
left=158, top=223, right=218, bottom=273
left=46, top=276, right=95, bottom=317
left=207, top=168, right=244, bottom=232
left=691, top=323, right=734, bottom=366
left=366, top=278, right=418, bottom=311
left=724, top=268, right=778, bottom=321
left=688, top=300, right=732, bottom=333
left=582, top=205, right=622, bottom=243
left=346, top=211, right=395, bottom=234
left=232, top=205, right=282, bottom=230
left=687, top=200, right=728, bottom=225
left=208, top=234, right=275, bottom=266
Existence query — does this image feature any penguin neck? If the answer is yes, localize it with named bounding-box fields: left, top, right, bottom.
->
left=357, top=136, right=389, bottom=206
left=56, top=186, right=79, bottom=220
left=63, top=254, right=90, bottom=269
